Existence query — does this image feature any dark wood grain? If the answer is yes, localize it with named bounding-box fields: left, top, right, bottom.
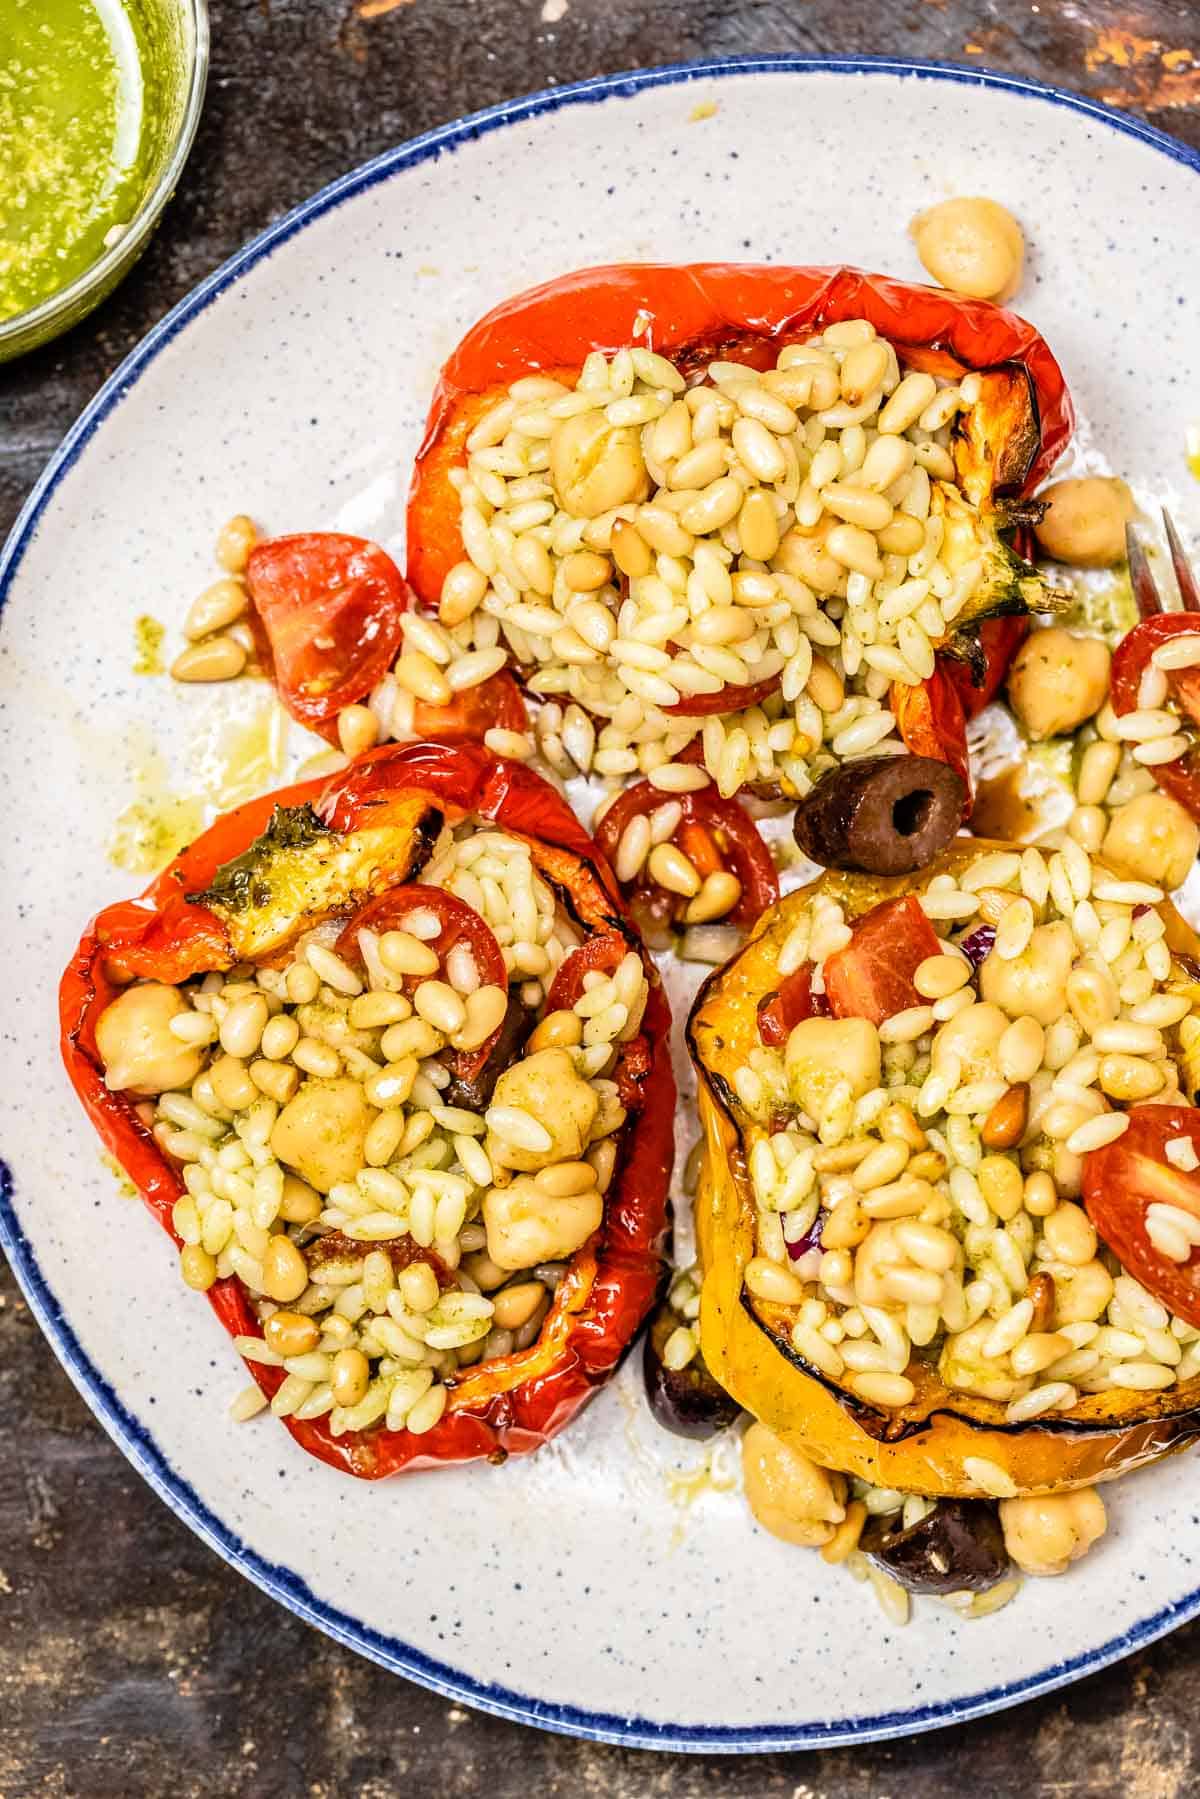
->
left=4, top=2, right=1200, bottom=1791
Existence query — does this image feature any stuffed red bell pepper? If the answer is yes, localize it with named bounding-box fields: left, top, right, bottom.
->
left=60, top=742, right=674, bottom=1477
left=405, top=263, right=1072, bottom=812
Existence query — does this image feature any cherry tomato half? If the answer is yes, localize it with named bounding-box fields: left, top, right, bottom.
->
left=1111, top=614, right=1200, bottom=824
left=336, top=885, right=507, bottom=995
left=594, top=781, right=779, bottom=930
left=543, top=930, right=653, bottom=1108
left=411, top=671, right=528, bottom=744
left=544, top=932, right=630, bottom=1013
left=664, top=671, right=783, bottom=718
left=246, top=533, right=410, bottom=738
left=1083, top=1104, right=1200, bottom=1329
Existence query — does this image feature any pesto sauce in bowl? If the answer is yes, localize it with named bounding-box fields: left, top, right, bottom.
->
left=0, top=0, right=206, bottom=354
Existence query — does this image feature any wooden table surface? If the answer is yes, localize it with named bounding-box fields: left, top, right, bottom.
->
left=4, top=2, right=1200, bottom=1792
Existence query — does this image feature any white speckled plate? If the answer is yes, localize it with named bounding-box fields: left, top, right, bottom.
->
left=4, top=58, right=1200, bottom=1753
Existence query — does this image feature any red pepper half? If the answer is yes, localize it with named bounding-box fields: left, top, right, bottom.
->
left=60, top=742, right=675, bottom=1478
left=594, top=779, right=780, bottom=931
left=1111, top=613, right=1200, bottom=822
left=245, top=531, right=528, bottom=748
left=407, top=262, right=1070, bottom=773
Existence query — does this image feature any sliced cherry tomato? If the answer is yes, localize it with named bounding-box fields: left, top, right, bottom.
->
left=411, top=670, right=528, bottom=744
left=823, top=894, right=943, bottom=1026
left=336, top=884, right=507, bottom=995
left=757, top=965, right=830, bottom=1047
left=544, top=932, right=629, bottom=1013
left=246, top=534, right=410, bottom=740
left=1111, top=613, right=1200, bottom=823
left=594, top=781, right=779, bottom=929
left=1083, top=1104, right=1200, bottom=1329
left=336, top=883, right=509, bottom=1087
left=664, top=671, right=783, bottom=718
left=543, top=930, right=653, bottom=1109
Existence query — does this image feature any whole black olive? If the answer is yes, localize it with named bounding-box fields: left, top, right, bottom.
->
left=860, top=1498, right=1010, bottom=1595
left=643, top=1304, right=742, bottom=1440
left=792, top=755, right=967, bottom=875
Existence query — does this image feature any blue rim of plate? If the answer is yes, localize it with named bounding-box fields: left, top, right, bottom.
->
left=3, top=53, right=1200, bottom=1754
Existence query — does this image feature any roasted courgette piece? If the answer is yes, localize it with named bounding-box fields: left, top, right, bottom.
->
left=190, top=790, right=444, bottom=963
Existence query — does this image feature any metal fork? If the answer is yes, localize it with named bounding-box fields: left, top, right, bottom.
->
left=1127, top=508, right=1200, bottom=617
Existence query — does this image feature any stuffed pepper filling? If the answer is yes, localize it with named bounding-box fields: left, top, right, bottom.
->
left=96, top=812, right=651, bottom=1438
left=690, top=836, right=1200, bottom=1468
left=406, top=312, right=1048, bottom=823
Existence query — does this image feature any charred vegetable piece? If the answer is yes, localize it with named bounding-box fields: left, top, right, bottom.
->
left=442, top=990, right=534, bottom=1110
left=861, top=1499, right=1009, bottom=1595
left=643, top=1304, right=742, bottom=1441
left=792, top=756, right=966, bottom=876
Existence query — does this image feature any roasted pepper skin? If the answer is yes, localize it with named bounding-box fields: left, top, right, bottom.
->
left=60, top=743, right=675, bottom=1478
left=687, top=842, right=1200, bottom=1499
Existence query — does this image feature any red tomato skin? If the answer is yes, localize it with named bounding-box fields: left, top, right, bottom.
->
left=823, top=895, right=943, bottom=1026
left=246, top=533, right=410, bottom=737
left=1083, top=1104, right=1200, bottom=1330
left=594, top=780, right=779, bottom=927
left=1111, top=614, right=1200, bottom=823
left=335, top=884, right=507, bottom=992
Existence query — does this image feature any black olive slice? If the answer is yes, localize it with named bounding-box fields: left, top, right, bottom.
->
left=793, top=755, right=966, bottom=875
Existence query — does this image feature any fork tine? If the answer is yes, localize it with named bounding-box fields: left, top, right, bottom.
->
left=1127, top=523, right=1166, bottom=618
left=1163, top=509, right=1200, bottom=613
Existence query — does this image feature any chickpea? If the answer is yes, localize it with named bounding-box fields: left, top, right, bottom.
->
left=549, top=413, right=650, bottom=519
left=270, top=1078, right=375, bottom=1193
left=486, top=1049, right=599, bottom=1173
left=785, top=1017, right=881, bottom=1121
left=981, top=921, right=1075, bottom=1028
left=999, top=1487, right=1107, bottom=1576
left=94, top=982, right=206, bottom=1096
left=1102, top=791, right=1200, bottom=893
left=910, top=196, right=1024, bottom=302
left=1034, top=477, right=1134, bottom=568
left=931, top=1001, right=1008, bottom=1081
left=741, top=1423, right=847, bottom=1548
left=1052, top=1258, right=1114, bottom=1327
left=484, top=1176, right=603, bottom=1272
left=1005, top=627, right=1111, bottom=741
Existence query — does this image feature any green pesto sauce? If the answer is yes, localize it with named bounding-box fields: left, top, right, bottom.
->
left=132, top=612, right=164, bottom=673
left=0, top=0, right=162, bottom=322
